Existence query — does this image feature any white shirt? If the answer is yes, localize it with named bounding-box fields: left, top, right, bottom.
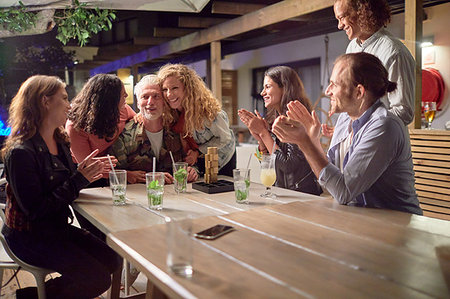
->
left=145, top=129, right=163, bottom=160
left=346, top=28, right=415, bottom=125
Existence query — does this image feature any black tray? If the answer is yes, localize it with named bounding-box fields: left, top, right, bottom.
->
left=192, top=179, right=234, bottom=194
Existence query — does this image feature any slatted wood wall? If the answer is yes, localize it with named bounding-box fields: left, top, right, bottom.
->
left=410, top=129, right=450, bottom=220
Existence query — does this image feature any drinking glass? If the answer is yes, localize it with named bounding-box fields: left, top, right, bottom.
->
left=173, top=162, right=188, bottom=193
left=233, top=169, right=250, bottom=204
left=166, top=217, right=193, bottom=277
left=109, top=170, right=127, bottom=206
left=423, top=102, right=436, bottom=129
left=259, top=154, right=276, bottom=199
left=146, top=172, right=165, bottom=210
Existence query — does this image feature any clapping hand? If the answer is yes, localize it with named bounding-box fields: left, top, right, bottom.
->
left=286, top=101, right=321, bottom=141
left=238, top=109, right=268, bottom=135
left=272, top=116, right=307, bottom=145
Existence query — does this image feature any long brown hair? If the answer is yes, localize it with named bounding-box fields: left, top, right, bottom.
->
left=68, top=74, right=123, bottom=140
left=264, top=66, right=313, bottom=125
left=158, top=64, right=221, bottom=137
left=2, top=75, right=67, bottom=159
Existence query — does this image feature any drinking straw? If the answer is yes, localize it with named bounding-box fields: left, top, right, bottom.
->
left=269, top=139, right=276, bottom=168
left=152, top=156, right=156, bottom=180
left=246, top=152, right=252, bottom=169
left=270, top=138, right=277, bottom=155
left=107, top=154, right=119, bottom=185
left=169, top=151, right=176, bottom=170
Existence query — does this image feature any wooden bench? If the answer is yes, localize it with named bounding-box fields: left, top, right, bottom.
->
left=409, top=129, right=450, bottom=220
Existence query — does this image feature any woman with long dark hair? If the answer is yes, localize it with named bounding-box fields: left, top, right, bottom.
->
left=238, top=66, right=321, bottom=195
left=66, top=74, right=135, bottom=160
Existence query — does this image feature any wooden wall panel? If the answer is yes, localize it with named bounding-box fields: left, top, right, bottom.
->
left=410, top=129, right=450, bottom=221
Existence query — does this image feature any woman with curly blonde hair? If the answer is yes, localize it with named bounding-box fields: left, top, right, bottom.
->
left=158, top=63, right=235, bottom=176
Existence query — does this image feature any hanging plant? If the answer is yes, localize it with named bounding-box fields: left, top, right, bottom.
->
left=54, top=0, right=116, bottom=46
left=0, top=1, right=37, bottom=34
left=0, top=0, right=116, bottom=47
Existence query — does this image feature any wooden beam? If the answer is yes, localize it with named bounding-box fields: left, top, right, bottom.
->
left=210, top=41, right=222, bottom=101
left=91, top=0, right=335, bottom=74
left=178, top=16, right=229, bottom=28
left=153, top=27, right=197, bottom=38
left=405, top=0, right=423, bottom=129
left=133, top=36, right=171, bottom=46
left=212, top=1, right=265, bottom=15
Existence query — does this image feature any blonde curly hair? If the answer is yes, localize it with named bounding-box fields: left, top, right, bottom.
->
left=158, top=64, right=221, bottom=137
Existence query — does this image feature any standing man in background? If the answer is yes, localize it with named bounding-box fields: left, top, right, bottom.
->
left=331, top=0, right=415, bottom=126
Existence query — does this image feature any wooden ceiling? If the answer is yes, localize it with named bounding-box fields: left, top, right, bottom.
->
left=72, top=0, right=448, bottom=73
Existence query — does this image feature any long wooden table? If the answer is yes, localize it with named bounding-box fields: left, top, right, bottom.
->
left=73, top=179, right=324, bottom=298
left=74, top=181, right=450, bottom=298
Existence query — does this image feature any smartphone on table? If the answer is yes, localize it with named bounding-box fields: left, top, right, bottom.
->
left=194, top=224, right=235, bottom=240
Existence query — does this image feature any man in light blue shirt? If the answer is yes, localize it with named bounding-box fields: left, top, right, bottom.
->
left=272, top=52, right=422, bottom=215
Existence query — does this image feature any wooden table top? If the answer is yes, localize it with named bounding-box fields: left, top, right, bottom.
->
left=73, top=178, right=326, bottom=235
left=108, top=200, right=450, bottom=299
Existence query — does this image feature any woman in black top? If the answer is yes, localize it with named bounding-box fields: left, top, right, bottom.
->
left=1, top=75, right=121, bottom=299
left=238, top=66, right=322, bottom=195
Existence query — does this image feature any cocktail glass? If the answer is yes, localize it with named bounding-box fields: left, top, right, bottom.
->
left=146, top=172, right=165, bottom=210
left=260, top=154, right=276, bottom=199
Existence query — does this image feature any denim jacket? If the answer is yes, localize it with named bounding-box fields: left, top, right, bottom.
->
left=192, top=110, right=235, bottom=169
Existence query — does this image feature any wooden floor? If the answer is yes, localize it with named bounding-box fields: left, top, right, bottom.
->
left=0, top=267, right=148, bottom=298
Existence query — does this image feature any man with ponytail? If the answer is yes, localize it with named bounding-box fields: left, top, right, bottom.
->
left=273, top=53, right=422, bottom=215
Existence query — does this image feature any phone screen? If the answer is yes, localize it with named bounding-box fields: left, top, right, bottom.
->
left=194, top=224, right=235, bottom=240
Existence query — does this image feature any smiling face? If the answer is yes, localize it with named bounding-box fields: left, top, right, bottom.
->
left=260, top=76, right=283, bottom=110
left=162, top=76, right=185, bottom=111
left=45, top=86, right=70, bottom=128
left=325, top=60, right=355, bottom=116
left=137, top=84, right=164, bottom=121
left=334, top=0, right=361, bottom=41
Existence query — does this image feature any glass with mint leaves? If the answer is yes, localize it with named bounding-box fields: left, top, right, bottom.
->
left=233, top=169, right=251, bottom=204
left=146, top=172, right=165, bottom=210
left=173, top=162, right=188, bottom=194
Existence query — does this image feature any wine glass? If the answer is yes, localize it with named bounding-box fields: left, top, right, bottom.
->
left=259, top=154, right=276, bottom=199
left=423, top=102, right=436, bottom=129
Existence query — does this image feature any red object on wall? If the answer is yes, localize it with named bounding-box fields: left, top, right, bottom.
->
left=422, top=68, right=445, bottom=110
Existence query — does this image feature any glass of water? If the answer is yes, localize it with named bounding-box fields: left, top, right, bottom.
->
left=109, top=170, right=127, bottom=206
left=233, top=169, right=250, bottom=204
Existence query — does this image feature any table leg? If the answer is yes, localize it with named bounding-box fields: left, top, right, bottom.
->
left=107, top=261, right=123, bottom=299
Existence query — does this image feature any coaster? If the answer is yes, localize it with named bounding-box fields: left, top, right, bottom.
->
left=192, top=179, right=234, bottom=194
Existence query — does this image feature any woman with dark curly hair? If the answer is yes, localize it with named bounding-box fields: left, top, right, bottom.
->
left=65, top=74, right=135, bottom=163
left=238, top=66, right=322, bottom=196
left=332, top=0, right=415, bottom=126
